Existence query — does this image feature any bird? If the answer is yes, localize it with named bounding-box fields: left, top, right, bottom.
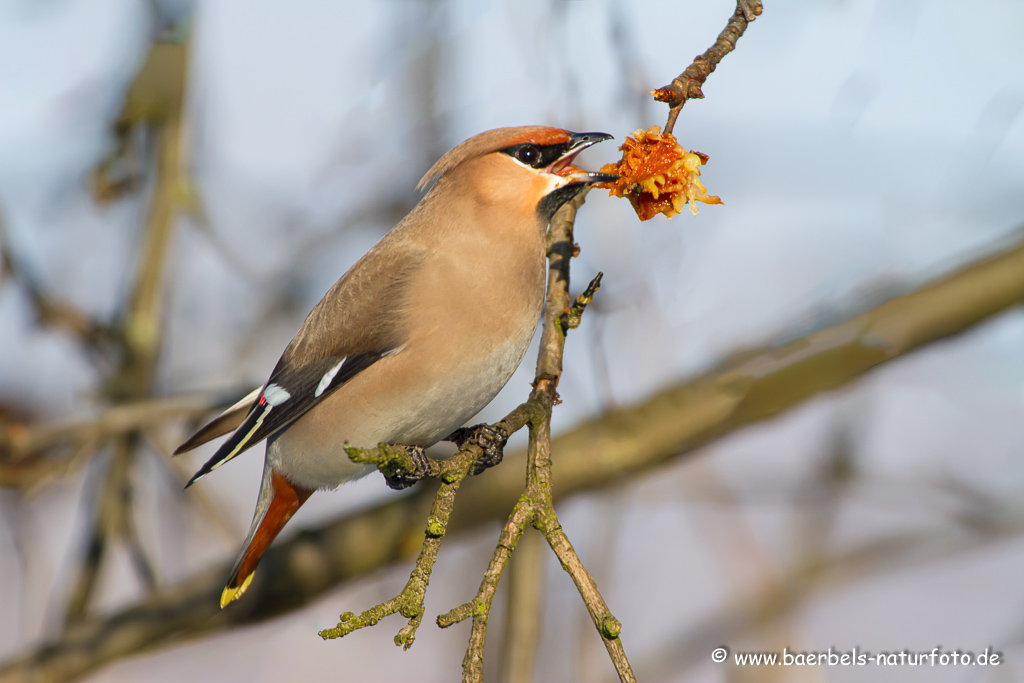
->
left=174, top=126, right=616, bottom=608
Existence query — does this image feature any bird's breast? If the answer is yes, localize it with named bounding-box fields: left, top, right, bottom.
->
left=269, top=226, right=547, bottom=491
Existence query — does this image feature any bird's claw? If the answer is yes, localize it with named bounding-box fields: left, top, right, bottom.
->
left=448, top=424, right=509, bottom=475
left=382, top=445, right=429, bottom=490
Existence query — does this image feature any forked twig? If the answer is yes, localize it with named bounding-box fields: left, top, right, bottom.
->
left=323, top=193, right=635, bottom=682
left=653, top=0, right=763, bottom=134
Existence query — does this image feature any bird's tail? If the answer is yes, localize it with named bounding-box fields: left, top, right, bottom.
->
left=221, top=460, right=314, bottom=608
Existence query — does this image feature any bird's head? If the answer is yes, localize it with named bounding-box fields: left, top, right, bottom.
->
left=417, top=126, right=617, bottom=222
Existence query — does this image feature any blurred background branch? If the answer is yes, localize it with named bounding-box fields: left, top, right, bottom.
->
left=636, top=479, right=1023, bottom=682
left=60, top=32, right=194, bottom=628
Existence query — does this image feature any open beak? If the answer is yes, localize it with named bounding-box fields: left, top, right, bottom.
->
left=551, top=131, right=618, bottom=185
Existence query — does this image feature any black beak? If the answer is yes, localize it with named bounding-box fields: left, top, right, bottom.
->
left=567, top=131, right=614, bottom=152
left=557, top=132, right=617, bottom=184
left=582, top=171, right=619, bottom=184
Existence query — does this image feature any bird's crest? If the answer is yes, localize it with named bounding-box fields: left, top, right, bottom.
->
left=416, top=126, right=571, bottom=191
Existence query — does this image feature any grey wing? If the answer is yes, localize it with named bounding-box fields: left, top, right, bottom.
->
left=179, top=232, right=426, bottom=486
left=183, top=352, right=389, bottom=486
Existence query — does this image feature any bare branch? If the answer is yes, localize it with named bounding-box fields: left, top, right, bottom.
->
left=320, top=193, right=633, bottom=681
left=561, top=272, right=603, bottom=331
left=64, top=440, right=131, bottom=625
left=433, top=193, right=636, bottom=682
left=0, top=392, right=236, bottom=491
left=0, top=213, right=118, bottom=354
left=653, top=0, right=763, bottom=134
left=319, top=400, right=542, bottom=648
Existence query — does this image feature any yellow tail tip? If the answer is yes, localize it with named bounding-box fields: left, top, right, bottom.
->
left=220, top=572, right=255, bottom=609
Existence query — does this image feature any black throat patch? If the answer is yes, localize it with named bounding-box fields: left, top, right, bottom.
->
left=536, top=182, right=588, bottom=223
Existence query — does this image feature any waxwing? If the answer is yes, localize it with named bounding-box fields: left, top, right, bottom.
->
left=175, top=126, right=616, bottom=606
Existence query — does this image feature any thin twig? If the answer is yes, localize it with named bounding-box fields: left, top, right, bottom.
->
left=322, top=192, right=635, bottom=681
left=319, top=399, right=545, bottom=647
left=532, top=199, right=635, bottom=682
left=116, top=439, right=158, bottom=592
left=440, top=498, right=533, bottom=678
left=435, top=193, right=636, bottom=682
left=561, top=272, right=603, bottom=331
left=653, top=0, right=763, bottom=134
left=0, top=392, right=235, bottom=492
left=64, top=441, right=129, bottom=625
left=0, top=213, right=118, bottom=355
left=538, top=518, right=627, bottom=672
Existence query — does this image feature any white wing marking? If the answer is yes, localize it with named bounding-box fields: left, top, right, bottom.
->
left=314, top=359, right=346, bottom=398
left=263, top=384, right=291, bottom=406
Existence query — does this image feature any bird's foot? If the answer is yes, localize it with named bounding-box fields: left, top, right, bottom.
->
left=448, top=424, right=509, bottom=475
left=382, top=445, right=429, bottom=490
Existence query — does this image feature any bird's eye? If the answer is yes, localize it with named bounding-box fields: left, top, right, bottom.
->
left=515, top=145, right=540, bottom=165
